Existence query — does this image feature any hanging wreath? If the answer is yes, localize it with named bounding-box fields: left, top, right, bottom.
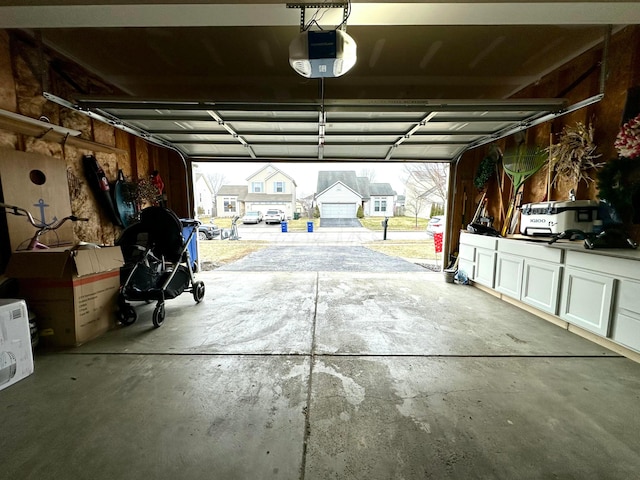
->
left=474, top=154, right=497, bottom=190
left=473, top=145, right=502, bottom=190
left=546, top=121, right=603, bottom=188
left=614, top=113, right=640, bottom=159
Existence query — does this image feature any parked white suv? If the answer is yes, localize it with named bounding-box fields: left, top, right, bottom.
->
left=264, top=209, right=285, bottom=224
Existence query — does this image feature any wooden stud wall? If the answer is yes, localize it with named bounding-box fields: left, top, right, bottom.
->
left=448, top=26, right=640, bottom=258
left=0, top=30, right=191, bottom=273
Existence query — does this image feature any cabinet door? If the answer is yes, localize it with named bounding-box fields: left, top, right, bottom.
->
left=521, top=259, right=562, bottom=314
left=495, top=252, right=523, bottom=299
left=611, top=279, right=640, bottom=352
left=458, top=259, right=475, bottom=280
left=560, top=267, right=614, bottom=336
left=475, top=248, right=497, bottom=288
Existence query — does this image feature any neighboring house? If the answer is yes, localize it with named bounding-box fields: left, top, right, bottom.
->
left=243, top=164, right=297, bottom=219
left=215, top=164, right=297, bottom=218
left=404, top=170, right=443, bottom=219
left=366, top=183, right=396, bottom=217
left=215, top=185, right=248, bottom=217
left=194, top=172, right=215, bottom=216
left=315, top=171, right=395, bottom=218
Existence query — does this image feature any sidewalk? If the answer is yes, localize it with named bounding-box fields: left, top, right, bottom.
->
left=233, top=226, right=431, bottom=244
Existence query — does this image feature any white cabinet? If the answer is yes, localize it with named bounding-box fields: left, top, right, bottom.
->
left=458, top=233, right=640, bottom=354
left=495, top=252, right=523, bottom=298
left=475, top=248, right=497, bottom=288
left=559, top=267, right=615, bottom=336
left=521, top=259, right=562, bottom=314
left=458, top=234, right=497, bottom=288
left=611, top=279, right=640, bottom=351
left=458, top=243, right=475, bottom=280
left=495, top=239, right=563, bottom=308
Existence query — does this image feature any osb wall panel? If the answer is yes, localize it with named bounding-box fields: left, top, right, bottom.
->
left=0, top=30, right=189, bottom=272
left=449, top=26, right=640, bottom=254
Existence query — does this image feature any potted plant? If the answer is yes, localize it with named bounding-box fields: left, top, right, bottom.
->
left=597, top=113, right=640, bottom=224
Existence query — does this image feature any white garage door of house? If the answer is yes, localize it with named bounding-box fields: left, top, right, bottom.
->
left=322, top=203, right=356, bottom=218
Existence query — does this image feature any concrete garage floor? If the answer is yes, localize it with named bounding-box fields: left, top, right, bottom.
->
left=2, top=245, right=640, bottom=479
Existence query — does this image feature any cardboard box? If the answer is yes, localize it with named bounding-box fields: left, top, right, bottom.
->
left=6, top=246, right=124, bottom=347
left=0, top=299, right=34, bottom=391
left=0, top=150, right=74, bottom=251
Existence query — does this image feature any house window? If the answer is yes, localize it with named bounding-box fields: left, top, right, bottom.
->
left=223, top=197, right=237, bottom=213
left=274, top=181, right=285, bottom=193
left=252, top=182, right=264, bottom=193
left=374, top=199, right=387, bottom=212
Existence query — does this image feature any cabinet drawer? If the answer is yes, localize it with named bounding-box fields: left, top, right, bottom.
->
left=498, top=238, right=563, bottom=263
left=459, top=243, right=475, bottom=262
left=617, top=279, right=640, bottom=314
left=460, top=233, right=498, bottom=250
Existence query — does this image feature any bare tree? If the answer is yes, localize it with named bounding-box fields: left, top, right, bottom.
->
left=402, top=163, right=448, bottom=205
left=404, top=191, right=429, bottom=227
left=297, top=191, right=315, bottom=218
left=358, top=168, right=377, bottom=183
left=206, top=172, right=228, bottom=213
left=402, top=163, right=449, bottom=226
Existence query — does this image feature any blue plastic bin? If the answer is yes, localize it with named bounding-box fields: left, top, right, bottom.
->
left=281, top=221, right=288, bottom=233
left=181, top=222, right=199, bottom=271
left=307, top=221, right=314, bottom=233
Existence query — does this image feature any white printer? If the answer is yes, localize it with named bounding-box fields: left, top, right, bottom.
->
left=520, top=200, right=599, bottom=236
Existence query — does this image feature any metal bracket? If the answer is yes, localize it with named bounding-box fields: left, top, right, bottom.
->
left=286, top=3, right=348, bottom=32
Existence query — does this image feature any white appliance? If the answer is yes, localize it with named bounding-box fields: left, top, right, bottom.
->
left=0, top=299, right=34, bottom=391
left=520, top=200, right=599, bottom=236
left=289, top=29, right=357, bottom=78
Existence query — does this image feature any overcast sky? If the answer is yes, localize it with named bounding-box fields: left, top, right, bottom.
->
left=194, top=162, right=418, bottom=196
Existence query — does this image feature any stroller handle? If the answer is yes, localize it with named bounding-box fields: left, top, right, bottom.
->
left=180, top=219, right=201, bottom=227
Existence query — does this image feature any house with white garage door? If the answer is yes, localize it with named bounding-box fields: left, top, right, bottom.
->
left=315, top=171, right=396, bottom=219
left=215, top=164, right=297, bottom=218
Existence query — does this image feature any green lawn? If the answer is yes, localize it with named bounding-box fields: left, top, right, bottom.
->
left=198, top=240, right=269, bottom=266
left=365, top=240, right=438, bottom=260
left=359, top=216, right=429, bottom=231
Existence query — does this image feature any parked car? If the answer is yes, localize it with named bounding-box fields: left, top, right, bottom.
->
left=241, top=211, right=262, bottom=224
left=426, top=216, right=445, bottom=236
left=198, top=223, right=220, bottom=240
left=264, top=209, right=285, bottom=224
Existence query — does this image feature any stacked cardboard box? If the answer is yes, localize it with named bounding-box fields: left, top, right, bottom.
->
left=6, top=247, right=124, bottom=347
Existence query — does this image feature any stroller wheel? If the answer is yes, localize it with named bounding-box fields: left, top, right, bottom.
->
left=118, top=305, right=137, bottom=326
left=193, top=281, right=205, bottom=303
left=152, top=303, right=166, bottom=328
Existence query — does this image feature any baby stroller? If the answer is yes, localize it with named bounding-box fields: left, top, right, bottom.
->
left=116, top=206, right=205, bottom=328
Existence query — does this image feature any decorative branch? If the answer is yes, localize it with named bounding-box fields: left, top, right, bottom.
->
left=546, top=122, right=603, bottom=188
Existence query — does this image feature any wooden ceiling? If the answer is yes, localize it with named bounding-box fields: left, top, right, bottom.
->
left=2, top=1, right=638, bottom=161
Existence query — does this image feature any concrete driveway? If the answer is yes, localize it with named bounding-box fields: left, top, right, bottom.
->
left=2, top=245, right=640, bottom=480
